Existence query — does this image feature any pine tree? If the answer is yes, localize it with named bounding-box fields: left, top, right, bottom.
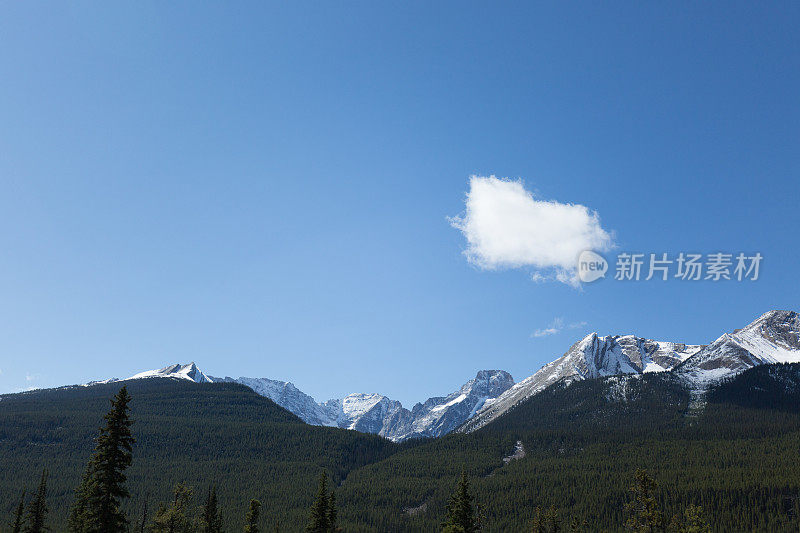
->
left=67, top=468, right=92, bottom=533
left=682, top=505, right=710, bottom=533
left=531, top=506, right=560, bottom=533
left=150, top=483, right=194, bottom=533
left=668, top=504, right=710, bottom=533
left=9, top=490, right=25, bottom=533
left=567, top=515, right=588, bottom=532
left=243, top=499, right=261, bottom=533
left=441, top=470, right=477, bottom=533
left=306, top=472, right=331, bottom=532
left=68, top=387, right=135, bottom=533
left=22, top=470, right=48, bottom=533
left=624, top=469, right=664, bottom=533
left=327, top=492, right=337, bottom=532
left=201, top=486, right=224, bottom=533
left=137, top=498, right=148, bottom=533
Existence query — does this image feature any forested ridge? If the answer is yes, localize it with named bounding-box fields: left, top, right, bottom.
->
left=0, top=380, right=412, bottom=531
left=3, top=364, right=800, bottom=531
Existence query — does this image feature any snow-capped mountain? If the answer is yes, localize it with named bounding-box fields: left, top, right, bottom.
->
left=111, top=363, right=514, bottom=441
left=463, top=310, right=800, bottom=433
left=461, top=334, right=702, bottom=432
left=675, top=310, right=800, bottom=386
left=129, top=362, right=213, bottom=383
left=85, top=362, right=215, bottom=386
left=390, top=370, right=514, bottom=440
left=322, top=393, right=406, bottom=435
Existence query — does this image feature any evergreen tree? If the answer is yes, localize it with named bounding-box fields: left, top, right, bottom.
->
left=243, top=499, right=261, bottom=533
left=150, top=483, right=194, bottom=533
left=68, top=387, right=134, bottom=533
left=201, top=486, right=224, bottom=533
left=67, top=468, right=92, bottom=533
left=327, top=492, right=337, bottom=532
left=624, top=469, right=664, bottom=533
left=22, top=470, right=49, bottom=533
left=681, top=505, right=710, bottom=533
left=9, top=490, right=26, bottom=533
left=531, top=506, right=560, bottom=533
left=668, top=504, right=710, bottom=533
left=441, top=470, right=477, bottom=533
left=137, top=498, right=148, bottom=533
left=306, top=472, right=331, bottom=532
left=567, top=515, right=589, bottom=532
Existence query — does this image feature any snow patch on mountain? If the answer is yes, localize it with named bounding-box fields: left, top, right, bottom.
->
left=676, top=310, right=800, bottom=387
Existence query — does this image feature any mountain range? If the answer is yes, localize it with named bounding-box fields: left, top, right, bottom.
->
left=464, top=309, right=800, bottom=431
left=90, top=362, right=515, bottom=441
left=5, top=309, right=800, bottom=530
left=82, top=309, right=800, bottom=441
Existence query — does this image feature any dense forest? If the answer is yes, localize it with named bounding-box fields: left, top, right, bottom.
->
left=0, top=380, right=414, bottom=531
left=3, top=364, right=800, bottom=531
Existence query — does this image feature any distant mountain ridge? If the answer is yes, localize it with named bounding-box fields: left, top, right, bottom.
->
left=104, top=364, right=514, bottom=441
left=77, top=310, right=800, bottom=440
left=215, top=369, right=515, bottom=441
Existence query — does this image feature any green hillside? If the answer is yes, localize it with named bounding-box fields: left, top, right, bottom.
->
left=4, top=366, right=800, bottom=531
left=336, top=366, right=800, bottom=532
left=0, top=379, right=407, bottom=531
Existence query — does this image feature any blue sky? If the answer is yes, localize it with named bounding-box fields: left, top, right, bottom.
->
left=1, top=2, right=798, bottom=405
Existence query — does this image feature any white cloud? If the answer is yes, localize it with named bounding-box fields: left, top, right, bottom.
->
left=531, top=317, right=588, bottom=338
left=532, top=317, right=565, bottom=337
left=450, top=176, right=614, bottom=285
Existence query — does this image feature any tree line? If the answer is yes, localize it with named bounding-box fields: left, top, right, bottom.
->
left=7, top=387, right=714, bottom=532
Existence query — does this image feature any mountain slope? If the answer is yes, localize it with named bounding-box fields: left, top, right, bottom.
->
left=337, top=363, right=800, bottom=531
left=212, top=375, right=337, bottom=427
left=214, top=371, right=514, bottom=440
left=390, top=370, right=514, bottom=440
left=676, top=310, right=800, bottom=386
left=462, top=310, right=800, bottom=433
left=461, top=333, right=701, bottom=432
left=0, top=378, right=404, bottom=531
left=323, top=393, right=406, bottom=434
